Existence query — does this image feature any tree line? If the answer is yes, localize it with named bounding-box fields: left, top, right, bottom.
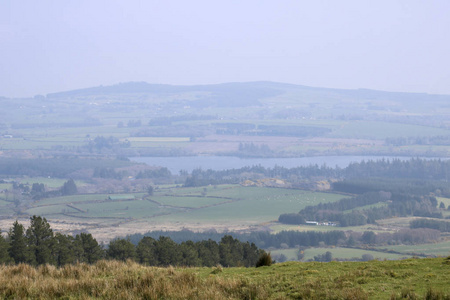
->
left=110, top=235, right=265, bottom=267
left=182, top=158, right=450, bottom=187
left=410, top=219, right=450, bottom=232
left=332, top=177, right=450, bottom=197
left=279, top=189, right=444, bottom=227
left=1, top=157, right=447, bottom=188
left=0, top=216, right=267, bottom=267
left=2, top=216, right=103, bottom=266
left=127, top=227, right=440, bottom=250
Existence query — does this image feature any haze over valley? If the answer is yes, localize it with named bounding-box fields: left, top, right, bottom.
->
left=1, top=2, right=450, bottom=298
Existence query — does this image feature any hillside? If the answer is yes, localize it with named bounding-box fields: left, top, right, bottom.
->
left=0, top=258, right=448, bottom=299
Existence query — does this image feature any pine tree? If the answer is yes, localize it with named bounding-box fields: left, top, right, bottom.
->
left=196, top=239, right=220, bottom=267
left=0, top=230, right=12, bottom=264
left=54, top=233, right=76, bottom=266
left=26, top=216, right=55, bottom=265
left=155, top=236, right=182, bottom=266
left=107, top=238, right=136, bottom=261
left=180, top=240, right=201, bottom=266
left=136, top=236, right=158, bottom=265
left=74, top=232, right=104, bottom=263
left=8, top=221, right=31, bottom=264
left=61, top=179, right=77, bottom=195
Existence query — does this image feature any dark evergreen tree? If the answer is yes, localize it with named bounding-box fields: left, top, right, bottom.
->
left=180, top=240, right=201, bottom=266
left=219, top=235, right=244, bottom=267
left=0, top=231, right=12, bottom=264
left=196, top=239, right=220, bottom=267
left=8, top=221, right=31, bottom=264
left=30, top=183, right=46, bottom=199
left=147, top=185, right=154, bottom=196
left=26, top=216, right=55, bottom=265
left=53, top=233, right=76, bottom=266
left=155, top=236, right=182, bottom=266
left=74, top=232, right=104, bottom=263
left=242, top=242, right=261, bottom=267
left=136, top=236, right=158, bottom=265
left=107, top=238, right=136, bottom=261
left=61, top=179, right=77, bottom=195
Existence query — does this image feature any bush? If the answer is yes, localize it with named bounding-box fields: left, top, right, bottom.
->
left=255, top=252, right=272, bottom=267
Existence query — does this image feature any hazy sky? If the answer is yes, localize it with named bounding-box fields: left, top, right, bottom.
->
left=1, top=1, right=450, bottom=97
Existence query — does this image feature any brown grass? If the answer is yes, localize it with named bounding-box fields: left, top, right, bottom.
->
left=0, top=260, right=267, bottom=299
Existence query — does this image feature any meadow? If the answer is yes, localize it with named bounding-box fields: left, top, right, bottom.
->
left=376, top=241, right=450, bottom=257
left=271, top=247, right=410, bottom=261
left=0, top=258, right=448, bottom=299
left=22, top=185, right=345, bottom=229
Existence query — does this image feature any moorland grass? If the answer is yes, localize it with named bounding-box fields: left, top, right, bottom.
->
left=0, top=258, right=449, bottom=299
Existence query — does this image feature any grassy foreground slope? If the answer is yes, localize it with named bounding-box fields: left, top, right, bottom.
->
left=0, top=258, right=449, bottom=299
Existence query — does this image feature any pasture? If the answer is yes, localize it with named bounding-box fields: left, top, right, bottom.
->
left=376, top=240, right=450, bottom=257
left=327, top=120, right=450, bottom=140
left=271, top=247, right=410, bottom=261
left=18, top=185, right=345, bottom=239
left=17, top=177, right=85, bottom=188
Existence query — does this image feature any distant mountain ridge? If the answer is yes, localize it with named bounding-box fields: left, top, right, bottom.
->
left=41, top=81, right=450, bottom=110
left=46, top=81, right=450, bottom=100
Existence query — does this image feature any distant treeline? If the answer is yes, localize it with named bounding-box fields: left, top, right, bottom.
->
left=0, top=216, right=266, bottom=268
left=27, top=179, right=78, bottom=200
left=11, top=118, right=102, bottom=129
left=148, top=114, right=217, bottom=126
left=1, top=157, right=448, bottom=187
left=132, top=124, right=211, bottom=138
left=386, top=135, right=450, bottom=146
left=279, top=187, right=444, bottom=227
left=112, top=235, right=265, bottom=267
left=214, top=123, right=330, bottom=137
left=183, top=158, right=450, bottom=187
left=85, top=136, right=130, bottom=153
left=128, top=230, right=345, bottom=249
left=127, top=227, right=440, bottom=250
left=0, top=157, right=130, bottom=178
left=410, top=219, right=450, bottom=232
left=235, top=142, right=274, bottom=158
left=332, top=178, right=450, bottom=196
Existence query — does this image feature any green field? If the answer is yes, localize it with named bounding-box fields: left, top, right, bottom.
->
left=376, top=240, right=450, bottom=257
left=35, top=194, right=138, bottom=206
left=150, top=187, right=344, bottom=223
left=271, top=247, right=410, bottom=261
left=150, top=195, right=228, bottom=208
left=22, top=185, right=345, bottom=228
left=328, top=120, right=450, bottom=139
left=16, top=177, right=86, bottom=188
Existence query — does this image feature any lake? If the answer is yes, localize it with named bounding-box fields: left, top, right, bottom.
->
left=129, top=155, right=425, bottom=174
